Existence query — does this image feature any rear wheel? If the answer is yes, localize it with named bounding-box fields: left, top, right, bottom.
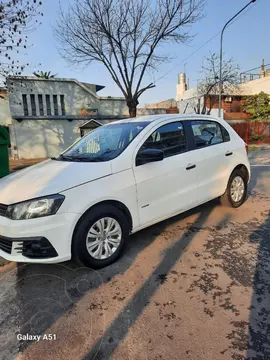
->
left=220, top=169, right=247, bottom=208
left=72, top=205, right=130, bottom=268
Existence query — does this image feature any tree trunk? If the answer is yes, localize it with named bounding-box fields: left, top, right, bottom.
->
left=201, top=94, right=208, bottom=114
left=207, top=95, right=213, bottom=115
left=129, top=106, right=137, bottom=117
left=127, top=98, right=138, bottom=118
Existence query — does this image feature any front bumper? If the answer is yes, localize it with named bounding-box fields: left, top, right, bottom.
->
left=0, top=212, right=80, bottom=264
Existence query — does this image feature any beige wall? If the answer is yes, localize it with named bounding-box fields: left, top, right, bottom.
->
left=6, top=78, right=130, bottom=158
left=6, top=78, right=173, bottom=158
left=145, top=98, right=177, bottom=109
left=99, top=97, right=129, bottom=116
left=239, top=76, right=270, bottom=95
left=7, top=78, right=129, bottom=117
left=9, top=119, right=86, bottom=159
left=137, top=108, right=166, bottom=115
left=0, top=96, right=11, bottom=126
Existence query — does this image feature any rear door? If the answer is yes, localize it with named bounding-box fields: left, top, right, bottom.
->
left=189, top=119, right=232, bottom=204
left=133, top=120, right=198, bottom=227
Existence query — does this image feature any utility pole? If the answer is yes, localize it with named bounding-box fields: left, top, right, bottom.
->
left=218, top=0, right=257, bottom=117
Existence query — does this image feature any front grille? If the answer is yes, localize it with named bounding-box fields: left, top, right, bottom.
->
left=0, top=204, right=7, bottom=217
left=0, top=236, right=12, bottom=254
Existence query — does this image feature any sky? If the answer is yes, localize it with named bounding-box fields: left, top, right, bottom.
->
left=17, top=0, right=270, bottom=106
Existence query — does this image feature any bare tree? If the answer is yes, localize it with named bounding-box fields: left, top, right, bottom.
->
left=197, top=52, right=239, bottom=114
left=0, top=0, right=43, bottom=81
left=56, top=0, right=204, bottom=117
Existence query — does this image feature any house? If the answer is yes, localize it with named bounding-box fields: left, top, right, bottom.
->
left=176, top=60, right=270, bottom=119
left=5, top=76, right=166, bottom=159
left=6, top=76, right=132, bottom=159
left=141, top=98, right=179, bottom=114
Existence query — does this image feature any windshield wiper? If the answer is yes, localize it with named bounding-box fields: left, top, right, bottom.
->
left=51, top=154, right=103, bottom=162
left=51, top=155, right=82, bottom=162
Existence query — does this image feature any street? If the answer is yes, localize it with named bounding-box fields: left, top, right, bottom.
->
left=0, top=151, right=269, bottom=360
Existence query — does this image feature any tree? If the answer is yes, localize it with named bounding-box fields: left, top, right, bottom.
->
left=243, top=91, right=270, bottom=120
left=196, top=52, right=239, bottom=114
left=33, top=70, right=57, bottom=79
left=0, top=0, right=43, bottom=81
left=55, top=0, right=204, bottom=117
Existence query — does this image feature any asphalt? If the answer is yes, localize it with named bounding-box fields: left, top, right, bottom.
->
left=0, top=151, right=269, bottom=360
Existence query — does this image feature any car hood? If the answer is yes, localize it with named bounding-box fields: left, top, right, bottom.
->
left=0, top=159, right=112, bottom=205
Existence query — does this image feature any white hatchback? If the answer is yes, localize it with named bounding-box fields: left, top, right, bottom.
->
left=0, top=115, right=250, bottom=268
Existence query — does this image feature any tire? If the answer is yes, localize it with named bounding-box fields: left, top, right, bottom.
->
left=72, top=205, right=130, bottom=268
left=220, top=169, right=248, bottom=208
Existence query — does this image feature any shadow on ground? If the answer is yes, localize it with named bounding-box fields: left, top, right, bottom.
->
left=82, top=202, right=231, bottom=360
left=0, top=200, right=221, bottom=360
left=246, top=212, right=270, bottom=360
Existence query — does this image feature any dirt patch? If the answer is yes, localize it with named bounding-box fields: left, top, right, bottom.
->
left=0, top=257, right=9, bottom=267
left=9, top=158, right=47, bottom=172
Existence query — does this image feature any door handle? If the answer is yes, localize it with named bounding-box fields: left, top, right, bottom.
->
left=225, top=151, right=233, bottom=157
left=186, top=163, right=196, bottom=170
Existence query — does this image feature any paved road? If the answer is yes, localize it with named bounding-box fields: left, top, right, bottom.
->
left=0, top=152, right=269, bottom=360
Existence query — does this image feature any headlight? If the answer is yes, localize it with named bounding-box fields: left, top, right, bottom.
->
left=6, top=194, right=65, bottom=220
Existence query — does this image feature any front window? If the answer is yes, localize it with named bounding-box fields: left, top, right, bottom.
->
left=139, top=121, right=187, bottom=158
left=57, top=122, right=148, bottom=162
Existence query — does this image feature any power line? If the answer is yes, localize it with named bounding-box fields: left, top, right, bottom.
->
left=154, top=0, right=261, bottom=84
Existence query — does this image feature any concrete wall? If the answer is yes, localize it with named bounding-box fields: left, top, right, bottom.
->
left=0, top=96, right=12, bottom=126
left=177, top=87, right=202, bottom=115
left=137, top=108, right=167, bottom=116
left=7, top=78, right=129, bottom=117
left=144, top=98, right=177, bottom=109
left=240, top=76, right=270, bottom=95
left=99, top=97, right=129, bottom=116
left=6, top=78, right=131, bottom=158
left=9, top=119, right=86, bottom=159
left=7, top=77, right=177, bottom=159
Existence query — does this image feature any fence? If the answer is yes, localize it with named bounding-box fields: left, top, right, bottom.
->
left=228, top=121, right=270, bottom=144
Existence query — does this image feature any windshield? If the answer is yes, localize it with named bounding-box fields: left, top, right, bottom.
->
left=56, top=122, right=148, bottom=162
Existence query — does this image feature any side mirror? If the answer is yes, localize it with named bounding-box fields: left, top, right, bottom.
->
left=136, top=149, right=164, bottom=166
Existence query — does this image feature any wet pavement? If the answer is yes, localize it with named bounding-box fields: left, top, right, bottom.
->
left=0, top=151, right=269, bottom=360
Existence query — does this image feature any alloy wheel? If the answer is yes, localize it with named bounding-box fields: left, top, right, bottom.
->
left=86, top=217, right=122, bottom=260
left=230, top=176, right=245, bottom=203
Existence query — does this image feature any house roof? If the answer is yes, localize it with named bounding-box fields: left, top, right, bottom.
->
left=81, top=82, right=105, bottom=93
left=145, top=98, right=177, bottom=109
left=79, top=119, right=103, bottom=129
left=7, top=76, right=105, bottom=98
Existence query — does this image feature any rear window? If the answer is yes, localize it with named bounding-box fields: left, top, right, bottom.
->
left=191, top=120, right=228, bottom=148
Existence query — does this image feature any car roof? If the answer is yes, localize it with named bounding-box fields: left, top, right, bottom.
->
left=107, top=114, right=223, bottom=125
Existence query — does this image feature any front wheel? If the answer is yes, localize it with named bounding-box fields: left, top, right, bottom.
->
left=72, top=205, right=130, bottom=268
left=220, top=169, right=248, bottom=208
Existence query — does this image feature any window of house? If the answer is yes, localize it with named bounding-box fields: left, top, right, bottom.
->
left=38, top=94, right=44, bottom=116
left=139, top=122, right=187, bottom=158
left=22, top=94, right=29, bottom=116
left=60, top=95, right=65, bottom=116
left=53, top=95, right=59, bottom=116
left=46, top=95, right=51, bottom=116
left=191, top=120, right=224, bottom=148
left=30, top=94, right=36, bottom=116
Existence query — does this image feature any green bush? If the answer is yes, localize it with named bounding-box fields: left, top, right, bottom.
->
left=250, top=134, right=265, bottom=141
left=243, top=92, right=270, bottom=120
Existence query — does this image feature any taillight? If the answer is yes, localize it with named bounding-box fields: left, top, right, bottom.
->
left=245, top=143, right=248, bottom=154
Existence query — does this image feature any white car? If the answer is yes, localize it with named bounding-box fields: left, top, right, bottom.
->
left=0, top=115, right=250, bottom=268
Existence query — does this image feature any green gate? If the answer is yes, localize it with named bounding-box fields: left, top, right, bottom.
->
left=0, top=126, right=9, bottom=178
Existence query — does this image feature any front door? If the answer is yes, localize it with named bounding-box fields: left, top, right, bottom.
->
left=133, top=121, right=198, bottom=227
